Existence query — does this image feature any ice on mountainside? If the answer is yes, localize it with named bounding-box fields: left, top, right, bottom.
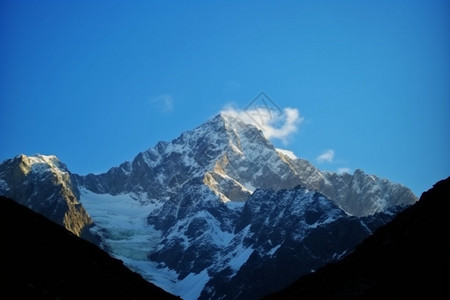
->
left=78, top=188, right=162, bottom=258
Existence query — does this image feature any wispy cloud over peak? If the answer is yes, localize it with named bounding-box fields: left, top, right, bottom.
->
left=316, top=149, right=335, bottom=163
left=221, top=106, right=303, bottom=144
left=150, top=94, right=174, bottom=112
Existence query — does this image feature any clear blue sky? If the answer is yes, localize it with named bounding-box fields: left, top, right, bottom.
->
left=1, top=0, right=449, bottom=196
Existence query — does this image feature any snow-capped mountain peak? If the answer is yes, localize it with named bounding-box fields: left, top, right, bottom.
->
left=0, top=113, right=418, bottom=300
left=19, top=154, right=70, bottom=181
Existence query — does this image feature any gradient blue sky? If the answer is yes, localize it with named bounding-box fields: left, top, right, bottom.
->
left=1, top=0, right=449, bottom=196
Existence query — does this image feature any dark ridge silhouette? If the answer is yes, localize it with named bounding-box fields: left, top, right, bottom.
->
left=264, top=177, right=450, bottom=299
left=0, top=196, right=179, bottom=300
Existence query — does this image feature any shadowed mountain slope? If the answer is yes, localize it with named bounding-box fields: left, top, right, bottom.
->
left=264, top=177, right=450, bottom=299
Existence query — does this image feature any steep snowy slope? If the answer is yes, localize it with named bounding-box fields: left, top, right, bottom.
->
left=73, top=114, right=417, bottom=299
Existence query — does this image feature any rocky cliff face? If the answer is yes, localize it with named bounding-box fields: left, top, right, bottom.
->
left=0, top=154, right=93, bottom=238
left=284, top=156, right=417, bottom=216
left=0, top=113, right=418, bottom=299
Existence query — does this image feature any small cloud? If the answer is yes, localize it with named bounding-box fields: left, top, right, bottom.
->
left=221, top=106, right=303, bottom=144
left=337, top=167, right=352, bottom=174
left=316, top=149, right=334, bottom=163
left=150, top=94, right=174, bottom=112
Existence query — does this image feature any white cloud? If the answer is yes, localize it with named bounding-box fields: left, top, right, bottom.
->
left=337, top=167, right=352, bottom=174
left=221, top=106, right=303, bottom=143
left=316, top=149, right=335, bottom=163
left=150, top=94, right=174, bottom=112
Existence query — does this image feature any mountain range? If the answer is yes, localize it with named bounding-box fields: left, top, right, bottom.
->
left=0, top=113, right=418, bottom=299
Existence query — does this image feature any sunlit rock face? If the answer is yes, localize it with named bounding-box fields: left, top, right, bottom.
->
left=0, top=154, right=93, bottom=237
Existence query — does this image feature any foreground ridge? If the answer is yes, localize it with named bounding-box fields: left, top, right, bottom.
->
left=0, top=195, right=180, bottom=299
